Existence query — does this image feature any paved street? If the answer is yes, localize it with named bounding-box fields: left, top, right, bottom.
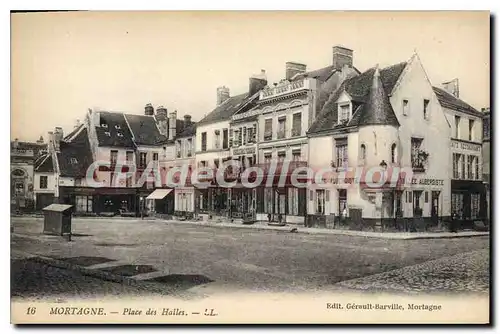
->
left=11, top=256, right=165, bottom=302
left=11, top=217, right=490, bottom=299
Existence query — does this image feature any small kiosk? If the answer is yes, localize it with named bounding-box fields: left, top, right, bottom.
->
left=42, top=204, right=73, bottom=236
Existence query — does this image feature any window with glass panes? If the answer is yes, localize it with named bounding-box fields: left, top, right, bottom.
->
left=288, top=188, right=299, bottom=215
left=452, top=153, right=460, bottom=179
left=451, top=193, right=464, bottom=218
left=75, top=195, right=93, bottom=212
left=467, top=155, right=473, bottom=179
left=471, top=193, right=480, bottom=219
left=339, top=104, right=350, bottom=122
left=264, top=188, right=273, bottom=213
left=39, top=175, right=48, bottom=189
left=316, top=189, right=325, bottom=214
left=264, top=119, right=272, bottom=140
left=278, top=117, right=286, bottom=139
left=139, top=152, right=147, bottom=168
left=335, top=138, right=348, bottom=168
left=292, top=113, right=301, bottom=136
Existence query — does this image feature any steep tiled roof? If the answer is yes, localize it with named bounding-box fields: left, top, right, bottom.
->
left=349, top=68, right=399, bottom=127
left=197, top=92, right=255, bottom=126
left=293, top=65, right=337, bottom=82
left=64, top=124, right=84, bottom=141
left=432, top=86, right=482, bottom=117
left=124, top=114, right=168, bottom=146
left=176, top=122, right=196, bottom=138
left=309, top=62, right=406, bottom=134
left=95, top=112, right=135, bottom=148
left=34, top=153, right=54, bottom=173
left=57, top=128, right=94, bottom=178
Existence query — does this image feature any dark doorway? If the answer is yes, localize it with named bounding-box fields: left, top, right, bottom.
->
left=431, top=191, right=441, bottom=226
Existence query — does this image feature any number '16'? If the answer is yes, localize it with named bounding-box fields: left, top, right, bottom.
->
left=27, top=307, right=36, bottom=315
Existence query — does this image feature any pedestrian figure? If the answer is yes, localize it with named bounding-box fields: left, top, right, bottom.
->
left=341, top=206, right=348, bottom=226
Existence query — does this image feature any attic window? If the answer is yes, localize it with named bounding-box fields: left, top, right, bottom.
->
left=117, top=132, right=124, bottom=137
left=70, top=158, right=78, bottom=164
left=338, top=103, right=351, bottom=124
left=101, top=123, right=108, bottom=128
left=104, top=131, right=111, bottom=136
left=115, top=125, right=121, bottom=130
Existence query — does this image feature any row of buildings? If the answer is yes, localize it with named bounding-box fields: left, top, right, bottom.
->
left=11, top=45, right=491, bottom=230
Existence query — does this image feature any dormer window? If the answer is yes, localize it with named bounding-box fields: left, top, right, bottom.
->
left=101, top=123, right=108, bottom=128
left=70, top=158, right=78, bottom=164
left=115, top=124, right=121, bottom=130
left=117, top=133, right=123, bottom=137
left=338, top=103, right=351, bottom=124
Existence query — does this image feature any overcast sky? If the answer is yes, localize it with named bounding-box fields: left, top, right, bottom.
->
left=11, top=11, right=489, bottom=142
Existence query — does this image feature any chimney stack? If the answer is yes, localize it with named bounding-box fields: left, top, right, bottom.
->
left=144, top=103, right=155, bottom=116
left=332, top=45, right=353, bottom=71
left=442, top=79, right=460, bottom=98
left=168, top=110, right=177, bottom=141
left=249, top=69, right=268, bottom=96
left=184, top=114, right=192, bottom=127
left=156, top=106, right=168, bottom=136
left=217, top=86, right=230, bottom=106
left=12, top=138, right=19, bottom=149
left=74, top=119, right=81, bottom=130
left=54, top=127, right=64, bottom=152
left=47, top=131, right=54, bottom=153
left=286, top=62, right=307, bottom=81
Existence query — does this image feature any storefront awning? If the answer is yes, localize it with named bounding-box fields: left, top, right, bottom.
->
left=146, top=189, right=172, bottom=200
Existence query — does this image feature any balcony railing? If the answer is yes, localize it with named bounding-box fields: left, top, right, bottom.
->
left=11, top=149, right=35, bottom=157
left=291, top=128, right=301, bottom=137
left=260, top=79, right=308, bottom=100
left=411, top=150, right=428, bottom=172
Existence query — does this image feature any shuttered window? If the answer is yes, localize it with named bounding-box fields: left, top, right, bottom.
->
left=292, top=112, right=302, bottom=137
left=264, top=119, right=272, bottom=141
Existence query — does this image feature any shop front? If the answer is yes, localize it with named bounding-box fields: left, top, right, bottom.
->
left=59, top=186, right=140, bottom=216
left=451, top=179, right=487, bottom=229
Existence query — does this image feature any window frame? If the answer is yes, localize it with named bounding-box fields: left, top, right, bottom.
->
left=39, top=175, right=48, bottom=189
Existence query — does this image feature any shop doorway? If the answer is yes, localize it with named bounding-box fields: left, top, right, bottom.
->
left=431, top=191, right=440, bottom=226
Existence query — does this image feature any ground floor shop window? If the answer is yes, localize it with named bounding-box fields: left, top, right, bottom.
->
left=451, top=193, right=464, bottom=219
left=395, top=191, right=403, bottom=217
left=264, top=188, right=273, bottom=213
left=471, top=193, right=480, bottom=219
left=316, top=189, right=325, bottom=214
left=177, top=193, right=192, bottom=212
left=288, top=188, right=298, bottom=215
left=338, top=189, right=347, bottom=216
left=75, top=195, right=93, bottom=212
